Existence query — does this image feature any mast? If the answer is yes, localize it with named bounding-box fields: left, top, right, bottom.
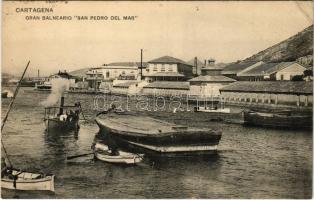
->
left=1, top=61, right=30, bottom=168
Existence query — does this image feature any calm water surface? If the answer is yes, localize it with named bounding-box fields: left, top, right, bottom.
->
left=1, top=87, right=312, bottom=198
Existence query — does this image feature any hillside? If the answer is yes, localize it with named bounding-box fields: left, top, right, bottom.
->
left=244, top=25, right=313, bottom=64
left=68, top=68, right=90, bottom=78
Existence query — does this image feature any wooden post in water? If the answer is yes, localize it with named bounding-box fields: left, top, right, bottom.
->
left=140, top=49, right=143, bottom=80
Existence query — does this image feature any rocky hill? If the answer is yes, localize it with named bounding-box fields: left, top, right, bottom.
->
left=69, top=68, right=90, bottom=78
left=244, top=25, right=313, bottom=65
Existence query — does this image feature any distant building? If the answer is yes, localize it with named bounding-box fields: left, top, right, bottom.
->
left=237, top=62, right=307, bottom=81
left=145, top=56, right=194, bottom=82
left=102, top=62, right=148, bottom=81
left=142, top=81, right=190, bottom=96
left=222, top=61, right=263, bottom=80
left=188, top=59, right=236, bottom=97
left=220, top=81, right=313, bottom=107
left=85, top=68, right=104, bottom=90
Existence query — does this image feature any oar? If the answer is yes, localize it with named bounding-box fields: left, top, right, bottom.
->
left=66, top=152, right=94, bottom=160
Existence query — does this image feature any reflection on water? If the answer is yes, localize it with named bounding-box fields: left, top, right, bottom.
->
left=1, top=87, right=312, bottom=198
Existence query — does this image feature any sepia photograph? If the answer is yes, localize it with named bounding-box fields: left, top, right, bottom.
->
left=1, top=1, right=313, bottom=198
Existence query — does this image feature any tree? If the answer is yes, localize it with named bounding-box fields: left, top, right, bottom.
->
left=291, top=75, right=304, bottom=81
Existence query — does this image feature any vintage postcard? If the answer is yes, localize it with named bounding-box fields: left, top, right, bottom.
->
left=1, top=1, right=313, bottom=198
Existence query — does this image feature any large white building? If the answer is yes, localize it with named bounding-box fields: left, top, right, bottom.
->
left=145, top=56, right=194, bottom=82
left=102, top=62, right=148, bottom=81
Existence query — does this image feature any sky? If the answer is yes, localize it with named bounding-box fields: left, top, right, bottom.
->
left=2, top=1, right=313, bottom=77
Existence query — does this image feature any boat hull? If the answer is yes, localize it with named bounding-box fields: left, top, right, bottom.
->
left=1, top=92, right=8, bottom=98
left=194, top=107, right=231, bottom=113
left=1, top=172, right=54, bottom=192
left=95, top=114, right=222, bottom=156
left=46, top=118, right=79, bottom=133
left=93, top=143, right=143, bottom=164
left=243, top=110, right=313, bottom=129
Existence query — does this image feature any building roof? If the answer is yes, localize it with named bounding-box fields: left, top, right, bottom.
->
left=104, top=62, right=148, bottom=68
left=222, top=61, right=259, bottom=74
left=189, top=75, right=236, bottom=83
left=240, top=62, right=303, bottom=77
left=146, top=72, right=185, bottom=77
left=143, top=81, right=190, bottom=90
left=201, top=66, right=224, bottom=71
left=113, top=81, right=139, bottom=88
left=149, top=56, right=191, bottom=66
left=220, top=81, right=313, bottom=95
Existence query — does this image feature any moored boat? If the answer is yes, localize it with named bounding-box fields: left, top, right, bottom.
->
left=2, top=91, right=8, bottom=98
left=194, top=106, right=231, bottom=113
left=35, top=81, right=51, bottom=91
left=92, top=143, right=143, bottom=164
left=1, top=61, right=55, bottom=192
left=1, top=168, right=55, bottom=192
left=95, top=109, right=222, bottom=156
left=243, top=109, right=313, bottom=129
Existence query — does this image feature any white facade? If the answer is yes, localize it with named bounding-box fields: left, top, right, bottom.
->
left=190, top=83, right=230, bottom=97
left=147, top=63, right=178, bottom=74
left=102, top=66, right=139, bottom=80
left=275, top=63, right=306, bottom=80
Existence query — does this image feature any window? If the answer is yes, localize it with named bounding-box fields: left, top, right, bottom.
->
left=161, top=64, right=165, bottom=72
left=153, top=64, right=157, bottom=71
left=168, top=64, right=173, bottom=72
left=106, top=72, right=109, bottom=78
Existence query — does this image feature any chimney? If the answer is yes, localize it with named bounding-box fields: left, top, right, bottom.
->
left=208, top=59, right=215, bottom=66
left=59, top=96, right=65, bottom=115
left=194, top=57, right=198, bottom=75
left=204, top=60, right=207, bottom=67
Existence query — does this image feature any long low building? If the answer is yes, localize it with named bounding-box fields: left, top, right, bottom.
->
left=219, top=81, right=313, bottom=107
left=142, top=81, right=190, bottom=96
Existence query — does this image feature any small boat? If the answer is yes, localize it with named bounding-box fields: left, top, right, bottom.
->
left=2, top=91, right=8, bottom=98
left=194, top=95, right=230, bottom=113
left=194, top=106, right=231, bottom=113
left=44, top=97, right=81, bottom=133
left=35, top=81, right=51, bottom=91
left=95, top=108, right=222, bottom=156
left=1, top=168, right=55, bottom=192
left=92, top=143, right=143, bottom=164
left=243, top=109, right=313, bottom=129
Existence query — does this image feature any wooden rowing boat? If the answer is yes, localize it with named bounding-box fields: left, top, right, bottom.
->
left=93, top=143, right=143, bottom=164
left=95, top=110, right=222, bottom=156
left=1, top=169, right=55, bottom=191
left=1, top=61, right=55, bottom=192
